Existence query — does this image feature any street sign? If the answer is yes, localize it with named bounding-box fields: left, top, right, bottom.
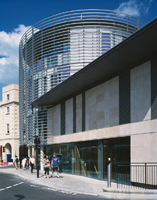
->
left=40, top=140, right=47, bottom=146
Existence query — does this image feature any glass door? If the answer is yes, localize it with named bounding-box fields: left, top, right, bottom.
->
left=103, top=137, right=130, bottom=181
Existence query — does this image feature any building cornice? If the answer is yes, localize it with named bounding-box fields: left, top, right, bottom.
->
left=0, top=137, right=20, bottom=141
left=0, top=101, right=19, bottom=107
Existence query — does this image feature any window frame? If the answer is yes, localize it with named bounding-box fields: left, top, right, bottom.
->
left=7, top=107, right=10, bottom=113
left=7, top=124, right=10, bottom=134
left=7, top=94, right=10, bottom=101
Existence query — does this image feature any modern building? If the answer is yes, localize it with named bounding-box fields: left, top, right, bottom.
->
left=31, top=18, right=157, bottom=183
left=0, top=84, right=20, bottom=163
left=19, top=10, right=157, bottom=183
left=19, top=9, right=144, bottom=146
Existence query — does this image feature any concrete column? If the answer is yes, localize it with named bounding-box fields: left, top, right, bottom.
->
left=40, top=146, right=44, bottom=171
left=32, top=147, right=35, bottom=156
left=2, top=151, right=6, bottom=162
left=28, top=146, right=32, bottom=158
left=28, top=147, right=30, bottom=158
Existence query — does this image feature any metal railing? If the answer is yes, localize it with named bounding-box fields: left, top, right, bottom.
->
left=117, top=162, right=157, bottom=189
left=22, top=9, right=145, bottom=35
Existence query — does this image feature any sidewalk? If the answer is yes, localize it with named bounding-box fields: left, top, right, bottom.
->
left=0, top=166, right=157, bottom=199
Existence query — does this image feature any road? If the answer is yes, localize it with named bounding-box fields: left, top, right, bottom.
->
left=0, top=172, right=108, bottom=200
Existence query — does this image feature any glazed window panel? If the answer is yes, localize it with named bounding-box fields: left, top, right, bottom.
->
left=102, top=33, right=110, bottom=54
left=7, top=107, right=9, bottom=113
left=7, top=94, right=10, bottom=101
left=7, top=124, right=9, bottom=134
left=74, top=140, right=101, bottom=179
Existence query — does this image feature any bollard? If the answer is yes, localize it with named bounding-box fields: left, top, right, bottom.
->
left=107, top=157, right=111, bottom=188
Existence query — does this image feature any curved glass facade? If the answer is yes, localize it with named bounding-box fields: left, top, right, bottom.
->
left=19, top=9, right=145, bottom=145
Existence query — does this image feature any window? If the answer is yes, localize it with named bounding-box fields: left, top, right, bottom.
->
left=7, top=107, right=9, bottom=113
left=34, top=79, right=38, bottom=99
left=102, top=33, right=110, bottom=54
left=51, top=75, right=54, bottom=88
left=44, top=77, right=47, bottom=93
left=7, top=94, right=9, bottom=101
left=7, top=124, right=9, bottom=134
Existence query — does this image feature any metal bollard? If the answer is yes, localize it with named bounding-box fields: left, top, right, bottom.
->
left=107, top=158, right=111, bottom=188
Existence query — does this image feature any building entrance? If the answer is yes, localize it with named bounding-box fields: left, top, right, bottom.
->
left=7, top=154, right=11, bottom=162
left=103, top=137, right=130, bottom=181
left=5, top=143, right=12, bottom=163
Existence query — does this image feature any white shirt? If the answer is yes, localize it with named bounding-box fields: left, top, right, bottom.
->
left=22, top=158, right=26, bottom=164
left=30, top=157, right=35, bottom=164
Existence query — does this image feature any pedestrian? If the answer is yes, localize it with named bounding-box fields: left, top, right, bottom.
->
left=29, top=155, right=35, bottom=173
left=14, top=156, right=18, bottom=170
left=27, top=157, right=30, bottom=169
left=51, top=153, right=60, bottom=178
left=43, top=155, right=50, bottom=178
left=22, top=157, right=26, bottom=170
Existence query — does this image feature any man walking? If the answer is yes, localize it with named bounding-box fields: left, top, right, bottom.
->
left=29, top=155, right=36, bottom=173
left=15, top=156, right=18, bottom=170
left=51, top=153, right=59, bottom=178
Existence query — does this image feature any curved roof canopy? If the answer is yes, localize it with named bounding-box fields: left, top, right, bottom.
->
left=32, top=18, right=157, bottom=107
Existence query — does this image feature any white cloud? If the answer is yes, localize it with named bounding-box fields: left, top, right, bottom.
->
left=0, top=25, right=30, bottom=84
left=116, top=0, right=140, bottom=16
left=115, top=0, right=154, bottom=17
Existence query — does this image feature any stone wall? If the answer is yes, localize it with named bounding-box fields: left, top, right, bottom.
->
left=131, top=61, right=151, bottom=123
left=53, top=104, right=61, bottom=136
left=0, top=84, right=19, bottom=162
left=65, top=98, right=73, bottom=134
left=85, top=76, right=119, bottom=130
left=76, top=94, right=82, bottom=132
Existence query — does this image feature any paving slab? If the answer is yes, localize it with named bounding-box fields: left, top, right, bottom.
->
left=0, top=166, right=157, bottom=199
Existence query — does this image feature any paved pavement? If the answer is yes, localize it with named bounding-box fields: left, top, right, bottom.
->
left=0, top=165, right=157, bottom=199
left=0, top=173, right=103, bottom=200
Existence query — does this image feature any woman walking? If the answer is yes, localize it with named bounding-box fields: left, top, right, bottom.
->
left=29, top=155, right=35, bottom=173
left=22, top=157, right=26, bottom=170
left=43, top=155, right=50, bottom=178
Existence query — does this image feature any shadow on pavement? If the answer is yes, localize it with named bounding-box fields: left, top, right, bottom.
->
left=14, top=194, right=25, bottom=200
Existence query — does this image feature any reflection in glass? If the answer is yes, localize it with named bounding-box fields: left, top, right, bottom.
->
left=103, top=137, right=130, bottom=181
left=46, top=137, right=130, bottom=180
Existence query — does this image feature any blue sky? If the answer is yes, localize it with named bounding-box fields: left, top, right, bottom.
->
left=0, top=0, right=156, bottom=100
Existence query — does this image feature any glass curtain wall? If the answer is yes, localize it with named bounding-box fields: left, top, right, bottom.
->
left=46, top=137, right=130, bottom=180
left=103, top=137, right=130, bottom=181
left=74, top=141, right=101, bottom=179
left=46, top=140, right=101, bottom=179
